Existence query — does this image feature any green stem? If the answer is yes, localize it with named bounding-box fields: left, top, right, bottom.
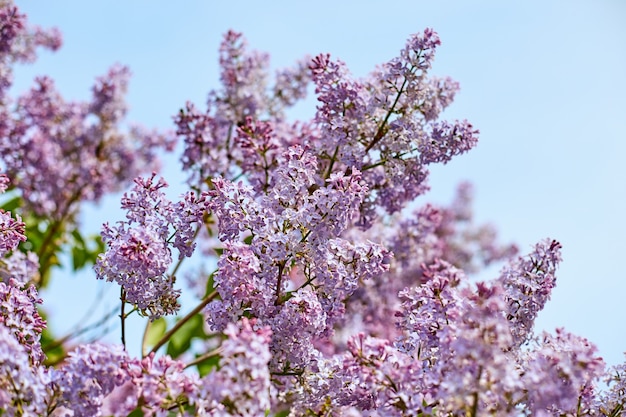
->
left=120, top=288, right=127, bottom=348
left=364, top=75, right=409, bottom=153
left=145, top=290, right=218, bottom=357
left=184, top=346, right=223, bottom=369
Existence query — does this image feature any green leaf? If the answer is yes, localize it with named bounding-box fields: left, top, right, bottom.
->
left=0, top=195, right=22, bottom=212
left=69, top=230, right=105, bottom=271
left=126, top=407, right=144, bottom=417
left=204, top=272, right=215, bottom=298
left=144, top=317, right=167, bottom=349
left=196, top=352, right=221, bottom=377
left=166, top=313, right=206, bottom=359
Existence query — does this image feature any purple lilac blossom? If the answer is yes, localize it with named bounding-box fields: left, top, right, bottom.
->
left=433, top=282, right=522, bottom=415
left=520, top=328, right=605, bottom=415
left=0, top=1, right=61, bottom=101
left=0, top=279, right=46, bottom=365
left=116, top=353, right=197, bottom=416
left=95, top=174, right=208, bottom=319
left=191, top=318, right=273, bottom=416
left=0, top=326, right=48, bottom=417
left=51, top=343, right=130, bottom=417
left=0, top=207, right=25, bottom=255
left=601, top=358, right=626, bottom=415
left=500, top=238, right=562, bottom=346
left=0, top=249, right=40, bottom=286
left=175, top=31, right=310, bottom=188
left=0, top=64, right=173, bottom=219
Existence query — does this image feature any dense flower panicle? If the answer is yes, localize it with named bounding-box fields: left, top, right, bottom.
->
left=208, top=177, right=264, bottom=242
left=0, top=173, right=8, bottom=193
left=96, top=174, right=208, bottom=319
left=294, top=334, right=433, bottom=416
left=268, top=144, right=320, bottom=209
left=218, top=30, right=271, bottom=122
left=0, top=1, right=61, bottom=99
left=500, top=238, right=562, bottom=346
left=1, top=68, right=173, bottom=218
left=419, top=120, right=479, bottom=165
left=0, top=250, right=39, bottom=286
left=190, top=318, right=273, bottom=416
left=0, top=208, right=25, bottom=255
left=395, top=260, right=464, bottom=360
left=51, top=343, right=130, bottom=417
left=272, top=57, right=311, bottom=111
left=114, top=353, right=197, bottom=417
left=309, top=53, right=369, bottom=170
left=235, top=117, right=281, bottom=192
left=176, top=31, right=311, bottom=188
left=0, top=279, right=46, bottom=365
left=175, top=101, right=232, bottom=181
left=434, top=283, right=523, bottom=415
left=419, top=76, right=460, bottom=121
left=520, top=329, right=605, bottom=415
left=206, top=241, right=273, bottom=331
left=601, top=359, right=626, bottom=415
left=0, top=326, right=48, bottom=417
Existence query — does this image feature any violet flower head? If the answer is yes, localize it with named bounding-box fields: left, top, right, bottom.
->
left=0, top=279, right=46, bottom=365
left=0, top=173, right=8, bottom=193
left=402, top=28, right=441, bottom=70
left=0, top=174, right=25, bottom=256
left=521, top=328, right=605, bottom=415
left=0, top=209, right=25, bottom=255
left=272, top=56, right=311, bottom=110
left=0, top=325, right=48, bottom=417
left=234, top=117, right=281, bottom=192
left=52, top=343, right=130, bottom=417
left=434, top=282, right=522, bottom=415
left=0, top=1, right=61, bottom=97
left=96, top=174, right=208, bottom=319
left=395, top=260, right=464, bottom=361
left=120, top=353, right=197, bottom=416
left=309, top=53, right=368, bottom=169
left=0, top=250, right=40, bottom=287
left=191, top=318, right=273, bottom=416
left=218, top=30, right=271, bottom=122
left=500, top=238, right=562, bottom=346
left=205, top=241, right=272, bottom=331
left=1, top=65, right=172, bottom=219
left=419, top=119, right=479, bottom=165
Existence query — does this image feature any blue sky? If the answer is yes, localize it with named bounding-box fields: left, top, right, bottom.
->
left=13, top=1, right=626, bottom=365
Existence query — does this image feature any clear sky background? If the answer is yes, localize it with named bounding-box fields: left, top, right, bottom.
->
left=12, top=1, right=626, bottom=366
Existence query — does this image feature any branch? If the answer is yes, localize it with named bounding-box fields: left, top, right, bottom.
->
left=145, top=290, right=218, bottom=357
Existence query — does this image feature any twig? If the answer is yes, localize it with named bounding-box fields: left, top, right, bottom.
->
left=145, top=290, right=218, bottom=357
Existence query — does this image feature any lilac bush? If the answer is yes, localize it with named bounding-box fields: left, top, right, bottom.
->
left=0, top=2, right=624, bottom=416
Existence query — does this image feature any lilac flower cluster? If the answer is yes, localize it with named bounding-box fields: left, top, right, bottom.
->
left=95, top=174, right=209, bottom=319
left=0, top=173, right=27, bottom=257
left=2, top=10, right=626, bottom=415
left=0, top=279, right=46, bottom=365
left=500, top=238, right=562, bottom=346
left=175, top=31, right=312, bottom=188
left=0, top=325, right=48, bottom=416
left=0, top=205, right=25, bottom=255
left=50, top=343, right=130, bottom=417
left=1, top=67, right=174, bottom=219
left=205, top=144, right=390, bottom=373
left=0, top=2, right=61, bottom=101
left=190, top=318, right=273, bottom=416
